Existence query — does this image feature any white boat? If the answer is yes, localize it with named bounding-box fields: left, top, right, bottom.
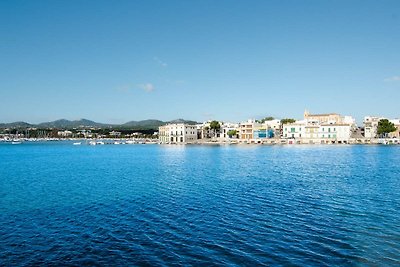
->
left=73, top=142, right=82, bottom=145
left=11, top=141, right=22, bottom=145
left=96, top=141, right=105, bottom=145
left=89, top=141, right=97, bottom=146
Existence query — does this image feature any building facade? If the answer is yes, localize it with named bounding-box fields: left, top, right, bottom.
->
left=159, top=124, right=197, bottom=143
left=304, top=110, right=344, bottom=124
left=239, top=120, right=258, bottom=140
left=282, top=121, right=305, bottom=139
left=363, top=116, right=385, bottom=138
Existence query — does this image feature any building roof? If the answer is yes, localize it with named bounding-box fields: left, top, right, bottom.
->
left=320, top=123, right=352, bottom=126
left=305, top=113, right=339, bottom=117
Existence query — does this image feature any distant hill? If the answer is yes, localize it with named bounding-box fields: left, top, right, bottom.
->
left=168, top=118, right=198, bottom=125
left=37, top=119, right=113, bottom=129
left=122, top=119, right=165, bottom=128
left=0, top=118, right=199, bottom=129
left=0, top=121, right=33, bottom=128
left=121, top=119, right=198, bottom=129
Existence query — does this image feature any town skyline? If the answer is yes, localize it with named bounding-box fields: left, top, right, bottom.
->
left=0, top=108, right=398, bottom=128
left=1, top=1, right=400, bottom=123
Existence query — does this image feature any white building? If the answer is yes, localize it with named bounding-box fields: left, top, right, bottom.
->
left=159, top=123, right=197, bottom=144
left=283, top=119, right=352, bottom=143
left=263, top=119, right=281, bottom=137
left=57, top=130, right=73, bottom=137
left=282, top=120, right=306, bottom=139
left=220, top=122, right=240, bottom=139
left=364, top=116, right=385, bottom=138
left=318, top=124, right=352, bottom=143
left=196, top=120, right=230, bottom=139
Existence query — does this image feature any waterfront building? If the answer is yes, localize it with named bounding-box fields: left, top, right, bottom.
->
left=196, top=121, right=229, bottom=139
left=109, top=131, right=121, bottom=137
left=318, top=124, right=352, bottom=143
left=363, top=116, right=385, bottom=138
left=389, top=119, right=400, bottom=138
left=304, top=124, right=319, bottom=140
left=283, top=115, right=353, bottom=143
left=220, top=122, right=240, bottom=139
left=158, top=123, right=197, bottom=143
left=196, top=121, right=211, bottom=139
left=57, top=130, right=73, bottom=137
left=263, top=119, right=281, bottom=137
left=239, top=119, right=259, bottom=140
left=282, top=120, right=306, bottom=139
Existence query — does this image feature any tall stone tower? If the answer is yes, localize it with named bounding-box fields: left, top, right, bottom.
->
left=304, top=109, right=310, bottom=119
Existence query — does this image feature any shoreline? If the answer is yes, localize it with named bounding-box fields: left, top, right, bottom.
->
left=1, top=137, right=399, bottom=146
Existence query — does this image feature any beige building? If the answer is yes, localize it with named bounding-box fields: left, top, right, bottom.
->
left=304, top=110, right=343, bottom=124
left=239, top=120, right=258, bottom=139
left=159, top=123, right=197, bottom=144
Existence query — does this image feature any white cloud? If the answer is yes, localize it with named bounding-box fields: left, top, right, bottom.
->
left=139, top=83, right=155, bottom=92
left=153, top=57, right=167, bottom=68
left=384, top=76, right=400, bottom=82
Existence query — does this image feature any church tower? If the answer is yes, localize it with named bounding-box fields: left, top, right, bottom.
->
left=304, top=109, right=310, bottom=119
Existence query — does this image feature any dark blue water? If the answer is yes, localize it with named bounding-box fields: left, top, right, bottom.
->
left=1, top=143, right=400, bottom=266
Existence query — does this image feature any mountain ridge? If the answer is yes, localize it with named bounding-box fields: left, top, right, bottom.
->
left=0, top=118, right=199, bottom=129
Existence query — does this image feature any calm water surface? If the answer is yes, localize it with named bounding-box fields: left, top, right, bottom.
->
left=0, top=142, right=399, bottom=266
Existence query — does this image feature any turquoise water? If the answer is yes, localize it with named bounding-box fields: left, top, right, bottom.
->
left=1, top=142, right=400, bottom=265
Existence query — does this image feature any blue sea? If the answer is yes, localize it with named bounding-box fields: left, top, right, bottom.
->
left=1, top=142, right=400, bottom=266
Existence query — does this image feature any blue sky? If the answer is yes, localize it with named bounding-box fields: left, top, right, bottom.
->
left=0, top=0, right=399, bottom=124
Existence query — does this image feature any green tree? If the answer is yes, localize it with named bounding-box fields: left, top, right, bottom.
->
left=256, top=116, right=275, bottom=123
left=280, top=118, right=296, bottom=124
left=209, top=120, right=221, bottom=137
left=227, top=130, right=237, bottom=138
left=377, top=119, right=396, bottom=137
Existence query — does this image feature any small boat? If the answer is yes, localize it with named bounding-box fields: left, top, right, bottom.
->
left=73, top=142, right=82, bottom=145
left=11, top=141, right=22, bottom=145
